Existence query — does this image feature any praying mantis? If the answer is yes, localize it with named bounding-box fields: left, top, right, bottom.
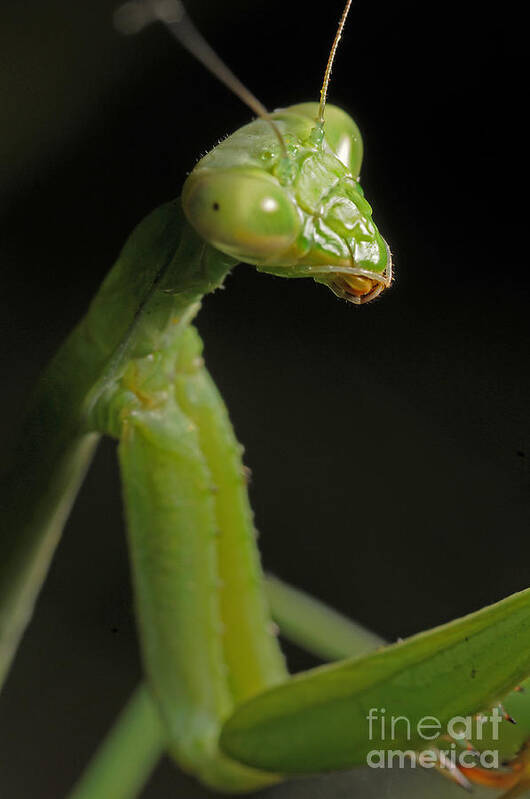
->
left=2, top=1, right=530, bottom=798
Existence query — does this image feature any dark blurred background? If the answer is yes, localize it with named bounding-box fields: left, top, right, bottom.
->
left=0, top=0, right=528, bottom=796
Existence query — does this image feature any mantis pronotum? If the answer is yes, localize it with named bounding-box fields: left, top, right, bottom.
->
left=2, top=1, right=530, bottom=797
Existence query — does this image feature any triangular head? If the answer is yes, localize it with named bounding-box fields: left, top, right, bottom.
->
left=182, top=102, right=392, bottom=304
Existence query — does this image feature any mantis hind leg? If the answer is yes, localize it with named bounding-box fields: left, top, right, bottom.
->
left=67, top=685, right=165, bottom=799
left=0, top=424, right=99, bottom=689
left=265, top=573, right=384, bottom=661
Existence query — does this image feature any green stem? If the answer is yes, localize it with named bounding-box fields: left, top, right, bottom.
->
left=67, top=684, right=165, bottom=799
left=265, top=574, right=385, bottom=661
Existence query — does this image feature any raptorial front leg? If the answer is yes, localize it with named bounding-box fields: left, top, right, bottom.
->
left=96, top=325, right=284, bottom=792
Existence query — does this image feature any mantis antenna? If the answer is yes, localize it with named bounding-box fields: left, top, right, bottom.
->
left=317, top=0, right=354, bottom=124
left=114, top=0, right=289, bottom=158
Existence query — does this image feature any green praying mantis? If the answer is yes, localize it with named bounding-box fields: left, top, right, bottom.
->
left=2, top=1, right=530, bottom=797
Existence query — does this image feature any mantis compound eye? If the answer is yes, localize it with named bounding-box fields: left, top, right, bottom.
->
left=182, top=170, right=301, bottom=263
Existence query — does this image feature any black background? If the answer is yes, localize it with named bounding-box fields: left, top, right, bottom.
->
left=0, top=0, right=528, bottom=796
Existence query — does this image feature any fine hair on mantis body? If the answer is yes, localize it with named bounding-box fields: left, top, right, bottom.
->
left=2, top=2, right=530, bottom=798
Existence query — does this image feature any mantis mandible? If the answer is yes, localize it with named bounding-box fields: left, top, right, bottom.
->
left=2, top=1, right=530, bottom=797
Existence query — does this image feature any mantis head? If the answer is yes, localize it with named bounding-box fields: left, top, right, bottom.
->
left=181, top=102, right=392, bottom=305
left=118, top=0, right=392, bottom=304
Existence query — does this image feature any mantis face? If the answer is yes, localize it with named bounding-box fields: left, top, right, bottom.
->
left=182, top=103, right=392, bottom=304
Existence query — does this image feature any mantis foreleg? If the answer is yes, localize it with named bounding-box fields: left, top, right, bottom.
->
left=91, top=314, right=287, bottom=788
